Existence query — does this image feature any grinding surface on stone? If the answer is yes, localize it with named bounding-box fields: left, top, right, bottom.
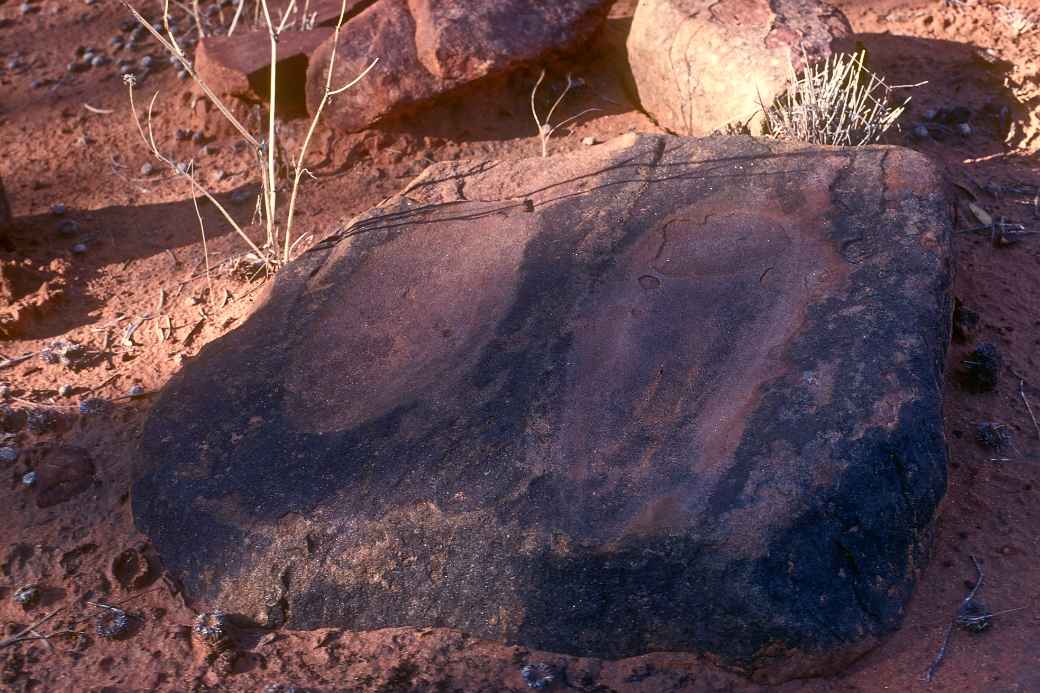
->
left=134, top=134, right=952, bottom=678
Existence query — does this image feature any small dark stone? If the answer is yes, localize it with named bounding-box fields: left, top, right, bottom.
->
left=960, top=343, right=1002, bottom=392
left=57, top=219, right=80, bottom=236
left=910, top=124, right=930, bottom=141
left=175, top=128, right=192, bottom=142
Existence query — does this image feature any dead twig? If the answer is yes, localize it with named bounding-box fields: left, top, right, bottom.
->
left=1020, top=378, right=1040, bottom=440
left=0, top=609, right=65, bottom=649
left=925, top=556, right=984, bottom=682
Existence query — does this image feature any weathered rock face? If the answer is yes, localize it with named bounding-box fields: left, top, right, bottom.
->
left=195, top=28, right=333, bottom=109
left=306, top=0, right=614, bottom=130
left=0, top=176, right=11, bottom=231
left=627, top=0, right=852, bottom=135
left=134, top=134, right=952, bottom=679
left=192, top=0, right=372, bottom=106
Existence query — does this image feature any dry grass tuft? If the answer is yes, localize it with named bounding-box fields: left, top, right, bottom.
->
left=759, top=51, right=914, bottom=147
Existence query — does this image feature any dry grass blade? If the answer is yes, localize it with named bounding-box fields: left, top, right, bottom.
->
left=120, top=0, right=376, bottom=270
left=760, top=50, right=913, bottom=147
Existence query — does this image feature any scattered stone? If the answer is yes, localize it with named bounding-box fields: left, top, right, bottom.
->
left=56, top=219, right=80, bottom=236
left=21, top=470, right=36, bottom=486
left=627, top=0, right=851, bottom=135
left=958, top=123, right=972, bottom=136
left=58, top=384, right=73, bottom=397
left=90, top=54, right=110, bottom=68
left=128, top=384, right=145, bottom=398
left=911, top=124, right=931, bottom=140
left=140, top=162, right=155, bottom=177
left=175, top=128, right=192, bottom=142
left=960, top=343, right=1002, bottom=392
left=71, top=243, right=88, bottom=255
left=521, top=663, right=555, bottom=689
left=307, top=0, right=614, bottom=131
left=135, top=134, right=953, bottom=678
left=13, top=584, right=40, bottom=609
left=190, top=130, right=205, bottom=145
left=51, top=203, right=66, bottom=216
left=581, top=135, right=597, bottom=146
left=0, top=446, right=17, bottom=462
left=140, top=55, right=155, bottom=69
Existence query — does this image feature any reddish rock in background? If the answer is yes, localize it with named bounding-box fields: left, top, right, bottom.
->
left=134, top=133, right=953, bottom=680
left=307, top=0, right=615, bottom=130
left=627, top=0, right=852, bottom=135
left=195, top=28, right=333, bottom=112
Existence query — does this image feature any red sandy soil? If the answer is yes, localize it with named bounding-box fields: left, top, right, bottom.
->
left=1, top=0, right=1039, bottom=690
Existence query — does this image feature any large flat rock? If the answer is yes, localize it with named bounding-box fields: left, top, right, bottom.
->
left=134, top=134, right=952, bottom=678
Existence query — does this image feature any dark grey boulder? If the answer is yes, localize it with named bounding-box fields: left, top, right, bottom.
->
left=134, top=134, right=952, bottom=679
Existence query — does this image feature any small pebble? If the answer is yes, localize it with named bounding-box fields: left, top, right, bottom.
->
left=140, top=162, right=155, bottom=176
left=71, top=243, right=88, bottom=254
left=110, top=36, right=125, bottom=47
left=922, top=108, right=938, bottom=121
left=58, top=384, right=73, bottom=397
left=128, top=384, right=145, bottom=398
left=20, top=3, right=38, bottom=16
left=911, top=124, right=930, bottom=141
left=0, top=447, right=18, bottom=463
left=22, top=471, right=37, bottom=486
left=91, top=54, right=110, bottom=68
left=175, top=128, right=192, bottom=141
left=56, top=219, right=79, bottom=236
left=958, top=123, right=972, bottom=137
left=177, top=70, right=189, bottom=80
left=191, top=130, right=205, bottom=145
left=581, top=136, right=597, bottom=146
left=51, top=203, right=66, bottom=216
left=82, top=51, right=96, bottom=63
left=140, top=55, right=154, bottom=69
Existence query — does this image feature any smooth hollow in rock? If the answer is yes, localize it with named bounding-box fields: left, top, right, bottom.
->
left=135, top=134, right=952, bottom=680
left=627, top=0, right=852, bottom=135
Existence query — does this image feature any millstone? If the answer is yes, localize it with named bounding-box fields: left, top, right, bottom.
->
left=134, top=134, right=952, bottom=678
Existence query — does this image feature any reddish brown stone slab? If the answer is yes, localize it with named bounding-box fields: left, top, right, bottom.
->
left=627, top=0, right=852, bottom=135
left=306, top=0, right=614, bottom=131
left=134, top=134, right=952, bottom=680
left=195, top=27, right=333, bottom=104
